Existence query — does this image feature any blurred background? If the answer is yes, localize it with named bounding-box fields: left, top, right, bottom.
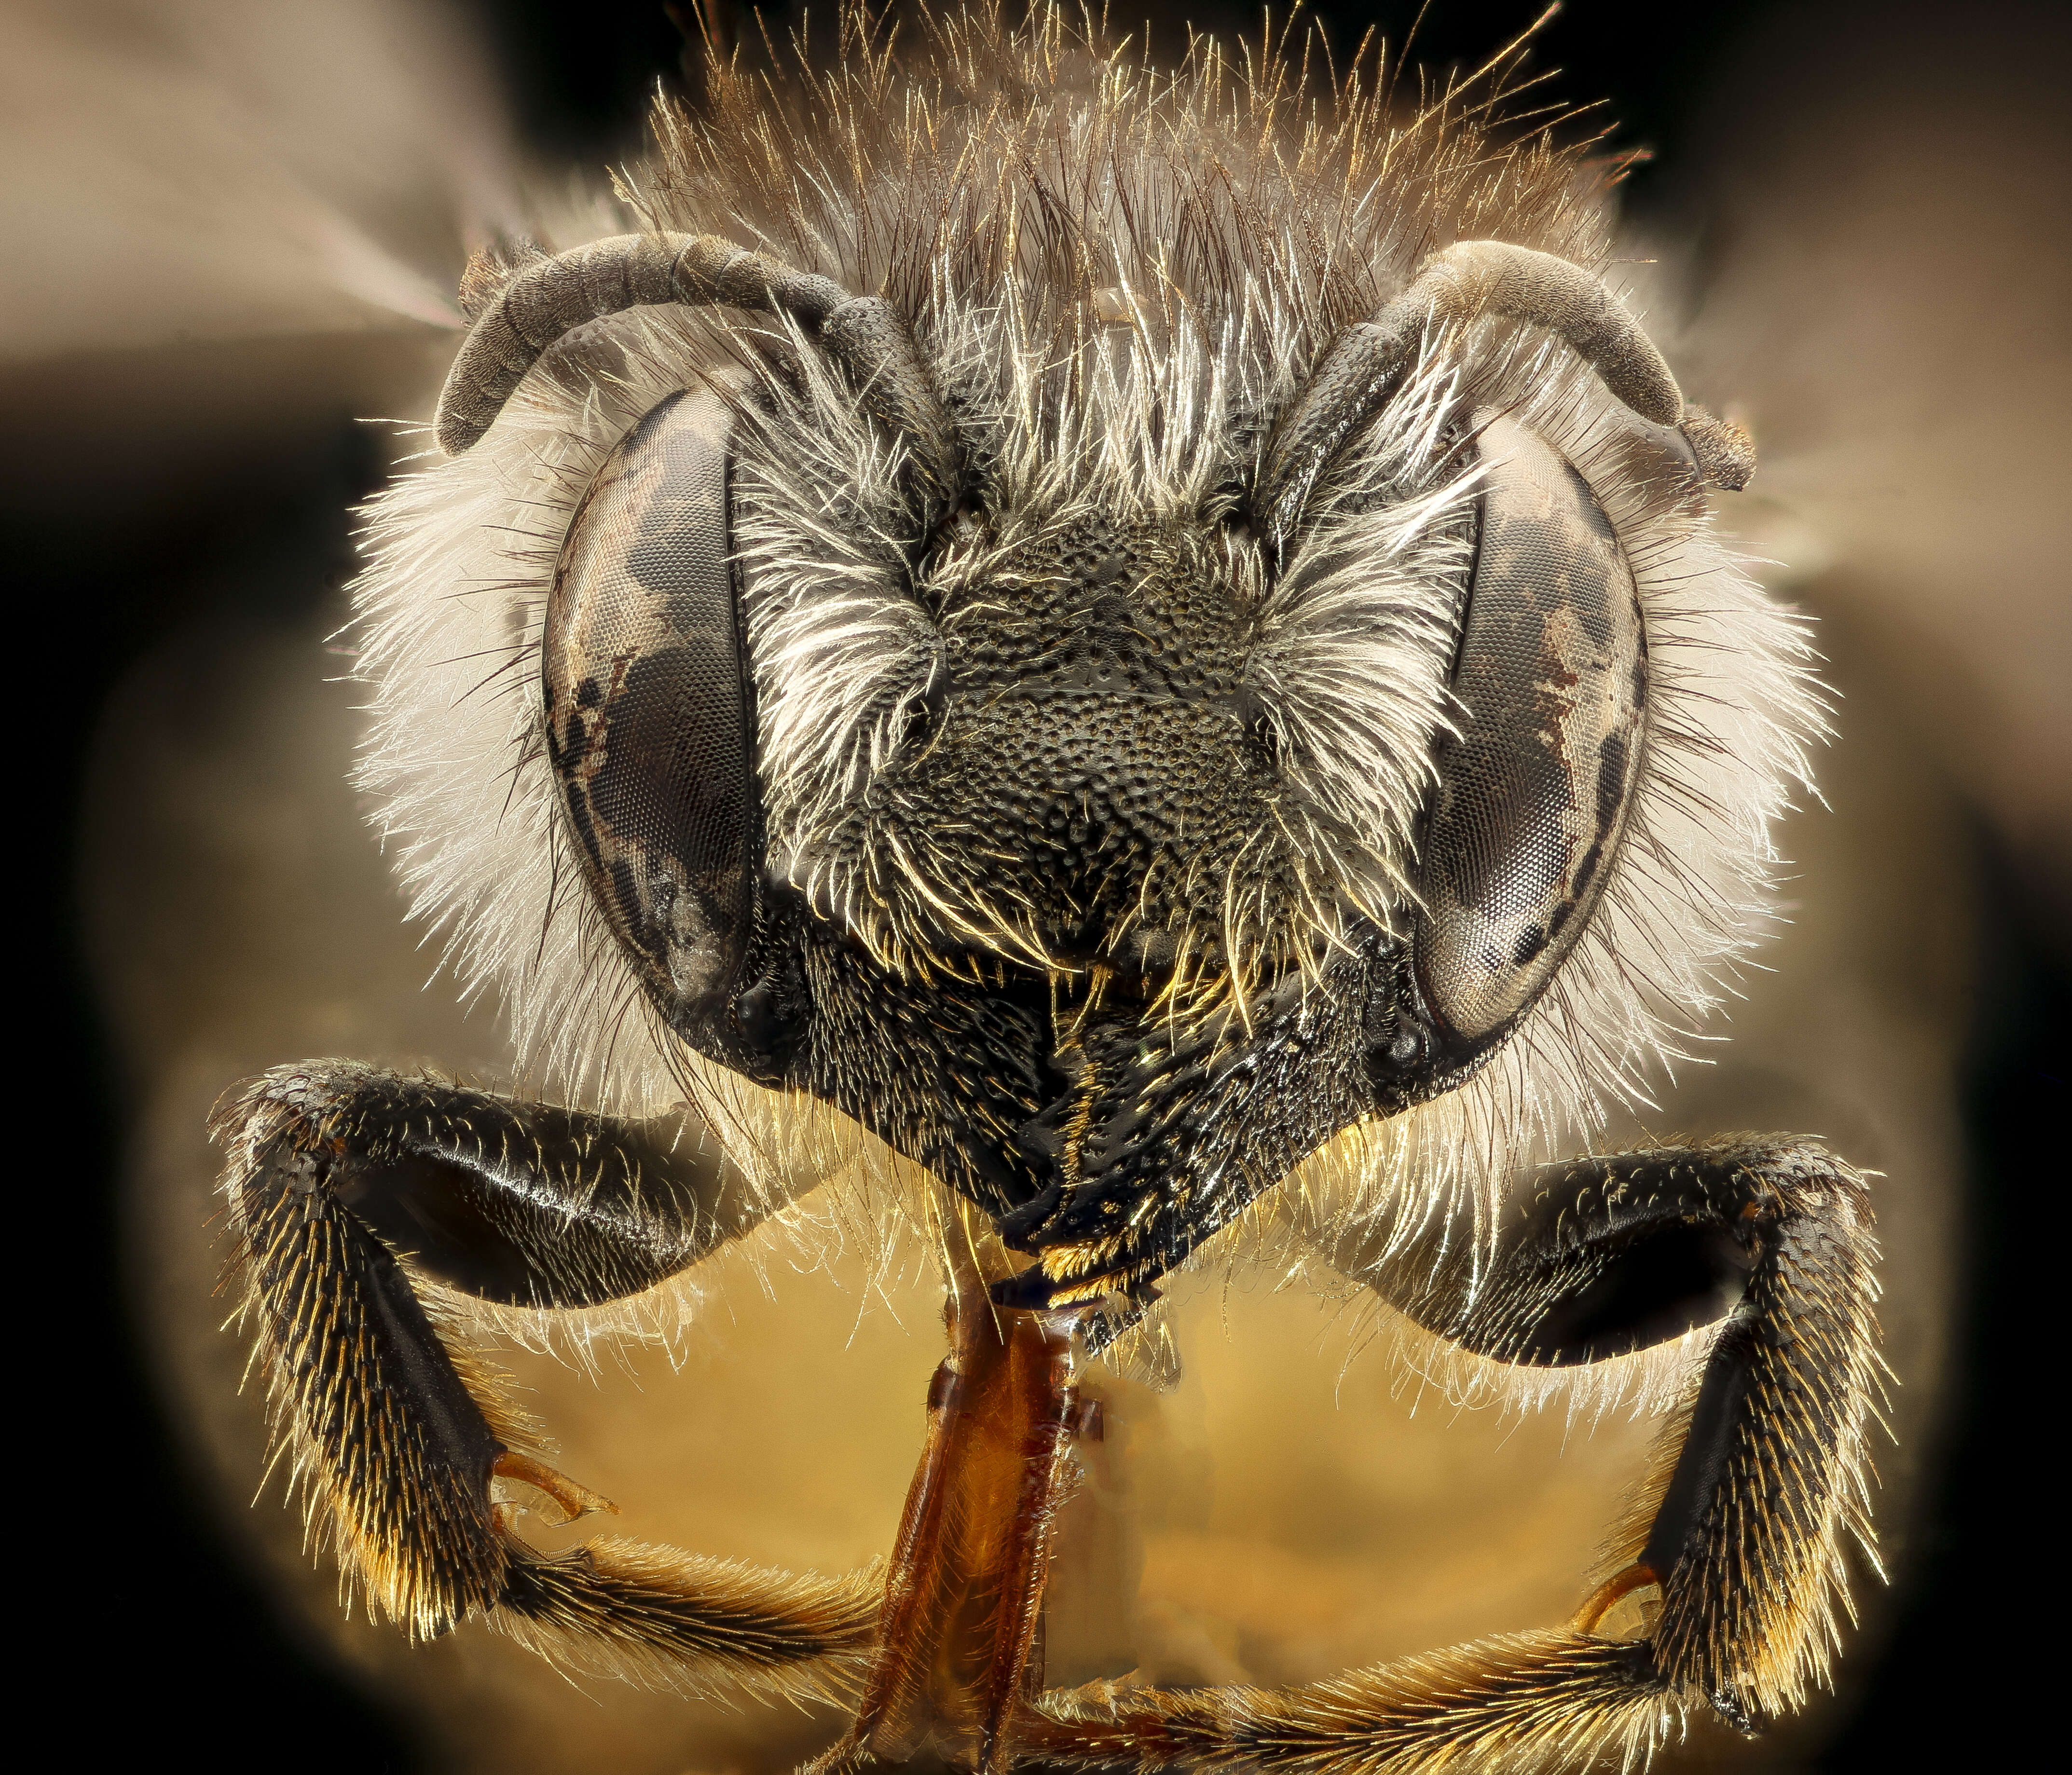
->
left=15, top=0, right=2065, bottom=1767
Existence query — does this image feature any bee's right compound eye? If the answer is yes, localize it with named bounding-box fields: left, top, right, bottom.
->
left=1402, top=409, right=1649, bottom=1061
left=543, top=387, right=772, bottom=1063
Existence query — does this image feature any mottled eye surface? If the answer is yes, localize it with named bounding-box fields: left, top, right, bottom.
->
left=542, top=388, right=758, bottom=1040
left=1411, top=410, right=1648, bottom=1050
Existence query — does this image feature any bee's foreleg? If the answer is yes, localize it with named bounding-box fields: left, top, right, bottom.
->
left=212, top=1061, right=876, bottom=1698
left=1017, top=1138, right=1880, bottom=1772
left=1421, top=1137, right=1885, bottom=1736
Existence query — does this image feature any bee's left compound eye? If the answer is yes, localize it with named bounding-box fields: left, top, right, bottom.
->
left=1403, top=409, right=1648, bottom=1059
left=544, top=388, right=770, bottom=1060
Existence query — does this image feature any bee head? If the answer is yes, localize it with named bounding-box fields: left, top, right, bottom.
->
left=355, top=12, right=1822, bottom=1320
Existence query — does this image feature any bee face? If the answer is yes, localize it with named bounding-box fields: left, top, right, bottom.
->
left=355, top=18, right=1822, bottom=1322
left=511, top=309, right=1775, bottom=1319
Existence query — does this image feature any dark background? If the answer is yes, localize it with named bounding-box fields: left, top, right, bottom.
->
left=21, top=1, right=2060, bottom=1764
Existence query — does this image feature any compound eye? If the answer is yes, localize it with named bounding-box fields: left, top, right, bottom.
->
left=1410, top=409, right=1647, bottom=1051
left=543, top=388, right=760, bottom=1044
